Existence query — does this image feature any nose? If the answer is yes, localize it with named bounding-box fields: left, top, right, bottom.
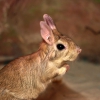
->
left=76, top=47, right=82, bottom=54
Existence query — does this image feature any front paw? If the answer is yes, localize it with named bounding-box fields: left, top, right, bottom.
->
left=58, top=67, right=66, bottom=76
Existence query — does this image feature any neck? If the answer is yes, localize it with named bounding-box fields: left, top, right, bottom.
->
left=38, top=42, right=50, bottom=61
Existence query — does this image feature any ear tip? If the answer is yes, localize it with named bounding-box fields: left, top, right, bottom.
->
left=43, top=14, right=49, bottom=18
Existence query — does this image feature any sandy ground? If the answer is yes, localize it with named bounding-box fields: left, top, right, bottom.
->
left=0, top=60, right=100, bottom=100
left=64, top=60, right=100, bottom=100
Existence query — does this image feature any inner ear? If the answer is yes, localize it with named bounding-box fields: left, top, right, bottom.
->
left=40, top=21, right=55, bottom=45
left=43, top=14, right=61, bottom=36
left=43, top=14, right=56, bottom=30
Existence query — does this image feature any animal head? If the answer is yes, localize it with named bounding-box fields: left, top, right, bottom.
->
left=39, top=14, right=81, bottom=64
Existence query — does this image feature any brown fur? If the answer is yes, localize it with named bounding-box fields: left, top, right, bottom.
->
left=0, top=14, right=81, bottom=100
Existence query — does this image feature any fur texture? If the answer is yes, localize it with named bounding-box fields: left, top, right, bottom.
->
left=0, top=14, right=81, bottom=100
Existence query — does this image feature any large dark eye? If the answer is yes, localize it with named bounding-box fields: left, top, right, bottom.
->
left=57, top=44, right=65, bottom=50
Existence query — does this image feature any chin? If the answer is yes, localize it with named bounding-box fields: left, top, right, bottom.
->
left=69, top=57, right=78, bottom=61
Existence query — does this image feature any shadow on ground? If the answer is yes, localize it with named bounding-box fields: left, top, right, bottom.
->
left=36, top=81, right=87, bottom=100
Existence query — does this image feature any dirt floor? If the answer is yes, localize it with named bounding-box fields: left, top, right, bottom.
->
left=64, top=60, right=100, bottom=100
left=0, top=60, right=100, bottom=100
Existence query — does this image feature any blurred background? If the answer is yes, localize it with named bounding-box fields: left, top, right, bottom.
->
left=0, top=0, right=100, bottom=100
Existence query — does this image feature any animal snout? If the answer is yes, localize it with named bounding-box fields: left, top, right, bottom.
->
left=76, top=46, right=82, bottom=54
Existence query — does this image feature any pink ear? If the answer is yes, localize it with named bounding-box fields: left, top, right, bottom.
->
left=43, top=14, right=56, bottom=30
left=40, top=21, right=54, bottom=45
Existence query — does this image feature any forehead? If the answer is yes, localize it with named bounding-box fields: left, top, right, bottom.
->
left=59, top=36, right=73, bottom=44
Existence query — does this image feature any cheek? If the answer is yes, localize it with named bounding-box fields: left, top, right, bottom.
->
left=68, top=50, right=80, bottom=61
left=69, top=55, right=78, bottom=61
left=63, top=49, right=75, bottom=61
left=50, top=51, right=56, bottom=59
